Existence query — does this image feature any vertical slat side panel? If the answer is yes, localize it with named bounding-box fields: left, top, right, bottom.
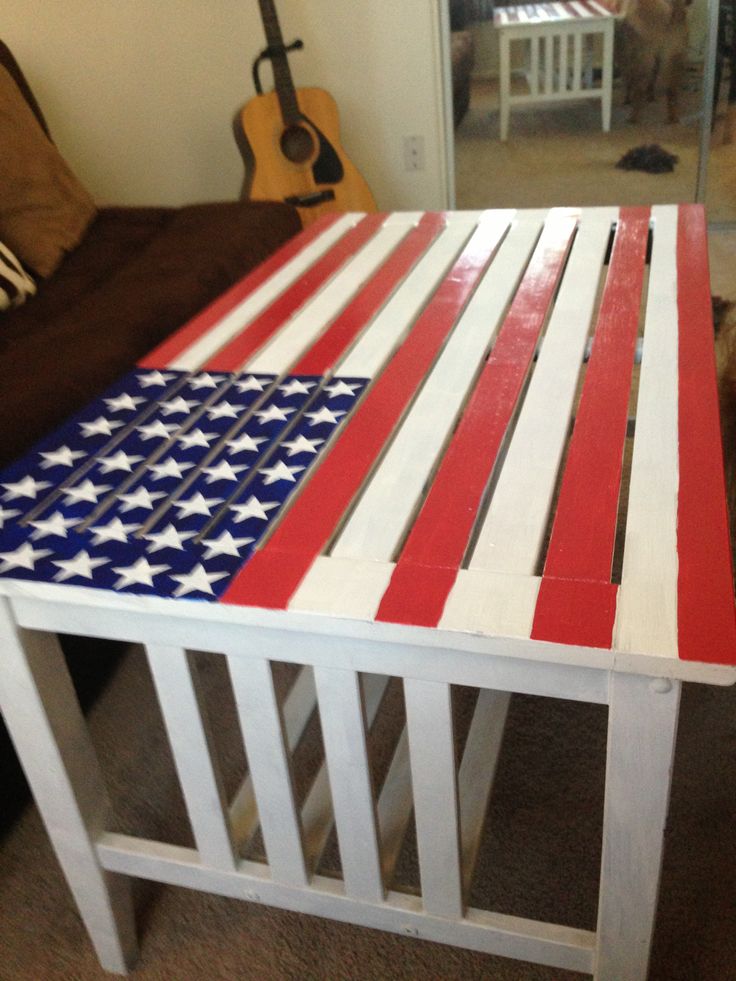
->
left=404, top=678, right=464, bottom=919
left=573, top=32, right=583, bottom=92
left=228, top=655, right=309, bottom=886
left=531, top=36, right=540, bottom=96
left=544, top=34, right=554, bottom=93
left=314, top=665, right=384, bottom=903
left=146, top=645, right=238, bottom=870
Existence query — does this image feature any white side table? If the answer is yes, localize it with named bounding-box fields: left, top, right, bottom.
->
left=494, top=2, right=618, bottom=140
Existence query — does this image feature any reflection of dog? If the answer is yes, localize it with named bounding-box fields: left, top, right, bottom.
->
left=617, top=0, right=690, bottom=123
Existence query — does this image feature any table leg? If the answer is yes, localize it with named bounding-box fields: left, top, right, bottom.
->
left=594, top=672, right=681, bottom=981
left=0, top=598, right=137, bottom=974
left=500, top=33, right=511, bottom=141
left=601, top=24, right=614, bottom=132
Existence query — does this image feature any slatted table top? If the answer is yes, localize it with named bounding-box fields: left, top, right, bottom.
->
left=494, top=2, right=618, bottom=26
left=1, top=207, right=734, bottom=684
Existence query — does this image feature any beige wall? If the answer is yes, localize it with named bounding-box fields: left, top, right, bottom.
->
left=4, top=1, right=452, bottom=210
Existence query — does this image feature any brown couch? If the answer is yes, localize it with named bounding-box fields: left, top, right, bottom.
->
left=0, top=41, right=301, bottom=831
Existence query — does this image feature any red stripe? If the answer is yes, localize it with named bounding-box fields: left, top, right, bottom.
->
left=676, top=204, right=736, bottom=664
left=376, top=212, right=578, bottom=627
left=294, top=213, right=445, bottom=376
left=222, top=212, right=511, bottom=610
left=562, top=2, right=580, bottom=16
left=531, top=206, right=650, bottom=649
left=204, top=214, right=387, bottom=372
left=138, top=215, right=338, bottom=369
left=577, top=0, right=601, bottom=15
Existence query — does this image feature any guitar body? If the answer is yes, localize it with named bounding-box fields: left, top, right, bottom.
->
left=240, top=87, right=377, bottom=226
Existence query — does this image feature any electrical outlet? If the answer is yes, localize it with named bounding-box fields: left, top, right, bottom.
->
left=403, top=135, right=425, bottom=172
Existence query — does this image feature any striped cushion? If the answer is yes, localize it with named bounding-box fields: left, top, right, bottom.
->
left=0, top=239, right=36, bottom=310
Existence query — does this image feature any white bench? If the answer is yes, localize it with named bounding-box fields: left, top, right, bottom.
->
left=494, top=2, right=618, bottom=140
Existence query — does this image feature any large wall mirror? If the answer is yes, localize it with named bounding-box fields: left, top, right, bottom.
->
left=447, top=0, right=735, bottom=224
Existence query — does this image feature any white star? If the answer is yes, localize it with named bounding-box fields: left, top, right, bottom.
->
left=63, top=480, right=112, bottom=505
left=172, top=493, right=223, bottom=519
left=226, top=433, right=267, bottom=456
left=39, top=445, right=86, bottom=469
left=281, top=435, right=324, bottom=457
left=0, top=542, right=52, bottom=573
left=189, top=373, right=226, bottom=390
left=177, top=429, right=218, bottom=450
left=113, top=556, right=169, bottom=590
left=2, top=475, right=52, bottom=501
left=89, top=517, right=139, bottom=545
left=52, top=550, right=109, bottom=583
left=169, top=563, right=228, bottom=598
left=144, top=523, right=197, bottom=553
left=98, top=450, right=144, bottom=474
left=305, top=406, right=346, bottom=427
left=254, top=404, right=296, bottom=425
left=324, top=380, right=362, bottom=399
left=147, top=457, right=194, bottom=481
left=202, top=460, right=248, bottom=484
left=105, top=393, right=146, bottom=413
left=206, top=401, right=244, bottom=421
left=279, top=378, right=317, bottom=397
left=201, top=530, right=254, bottom=559
left=230, top=495, right=279, bottom=523
left=136, top=420, right=179, bottom=441
left=259, top=460, right=305, bottom=485
left=159, top=396, right=199, bottom=416
left=118, top=486, right=166, bottom=513
left=234, top=375, right=268, bottom=393
left=80, top=416, right=124, bottom=438
left=29, top=511, right=77, bottom=540
left=137, top=370, right=175, bottom=388
left=0, top=506, right=21, bottom=529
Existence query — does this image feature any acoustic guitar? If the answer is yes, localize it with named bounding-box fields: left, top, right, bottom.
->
left=235, top=0, right=377, bottom=226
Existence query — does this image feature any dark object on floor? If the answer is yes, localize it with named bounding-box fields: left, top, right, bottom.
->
left=615, top=143, right=679, bottom=173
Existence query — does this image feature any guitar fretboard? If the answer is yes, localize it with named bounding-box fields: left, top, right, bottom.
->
left=258, top=0, right=300, bottom=124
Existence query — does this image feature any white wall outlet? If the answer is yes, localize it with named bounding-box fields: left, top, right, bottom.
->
left=403, top=135, right=425, bottom=172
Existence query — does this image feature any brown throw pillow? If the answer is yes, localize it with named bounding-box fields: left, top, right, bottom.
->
left=0, top=64, right=96, bottom=277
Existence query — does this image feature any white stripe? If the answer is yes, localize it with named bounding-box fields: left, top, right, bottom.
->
left=169, top=213, right=360, bottom=371
left=570, top=0, right=593, bottom=17
left=613, top=205, right=679, bottom=658
left=245, top=214, right=422, bottom=374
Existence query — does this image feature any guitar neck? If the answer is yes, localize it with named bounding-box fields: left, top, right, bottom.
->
left=258, top=0, right=300, bottom=123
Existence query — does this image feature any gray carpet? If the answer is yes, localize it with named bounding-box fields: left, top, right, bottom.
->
left=0, top=640, right=734, bottom=980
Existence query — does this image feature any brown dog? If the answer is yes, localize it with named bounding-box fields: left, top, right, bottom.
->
left=617, top=0, right=690, bottom=123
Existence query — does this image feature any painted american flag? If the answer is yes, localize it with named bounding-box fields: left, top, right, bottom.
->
left=0, top=207, right=734, bottom=670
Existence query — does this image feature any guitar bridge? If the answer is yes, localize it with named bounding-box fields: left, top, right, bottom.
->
left=284, top=189, right=336, bottom=208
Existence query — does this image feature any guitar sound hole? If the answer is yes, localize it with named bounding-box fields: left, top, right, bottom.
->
left=280, top=124, right=316, bottom=164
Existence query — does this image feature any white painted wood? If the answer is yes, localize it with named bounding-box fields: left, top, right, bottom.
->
left=337, top=215, right=480, bottom=377
left=573, top=31, right=583, bottom=89
left=145, top=644, right=238, bottom=870
left=96, top=833, right=596, bottom=974
left=544, top=34, right=554, bottom=93
left=559, top=30, right=569, bottom=91
left=469, top=208, right=616, bottom=575
left=290, top=555, right=397, bottom=621
left=228, top=664, right=316, bottom=843
left=227, top=655, right=308, bottom=886
left=614, top=205, right=679, bottom=658
left=301, top=673, right=390, bottom=867
left=313, top=665, right=384, bottom=902
left=530, top=35, right=540, bottom=96
left=170, top=213, right=359, bottom=371
left=595, top=672, right=681, bottom=980
left=404, top=678, right=463, bottom=918
left=0, top=598, right=137, bottom=974
left=331, top=213, right=539, bottom=564
left=500, top=34, right=511, bottom=141
left=245, top=214, right=421, bottom=375
left=441, top=570, right=541, bottom=639
left=601, top=22, right=614, bottom=130
left=458, top=689, right=512, bottom=897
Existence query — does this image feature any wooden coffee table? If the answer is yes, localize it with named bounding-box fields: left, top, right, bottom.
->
left=0, top=206, right=733, bottom=979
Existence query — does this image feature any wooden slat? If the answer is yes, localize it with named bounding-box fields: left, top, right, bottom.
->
left=146, top=644, right=238, bottom=870
left=139, top=214, right=344, bottom=370
left=332, top=214, right=543, bottom=564
left=531, top=36, right=540, bottom=96
left=314, top=665, right=384, bottom=903
left=205, top=214, right=386, bottom=372
left=573, top=31, right=583, bottom=89
left=223, top=212, right=511, bottom=611
left=404, top=678, right=463, bottom=918
left=228, top=656, right=308, bottom=886
left=246, top=213, right=422, bottom=375
left=559, top=30, right=569, bottom=90
left=376, top=210, right=578, bottom=628
left=544, top=35, right=554, bottom=93
left=532, top=207, right=650, bottom=650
